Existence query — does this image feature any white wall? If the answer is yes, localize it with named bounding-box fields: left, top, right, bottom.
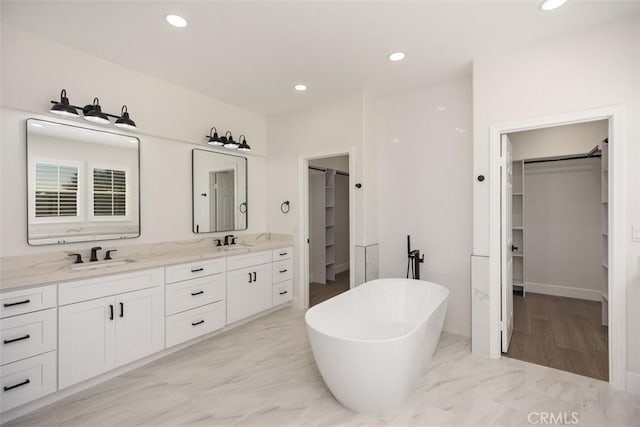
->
left=510, top=120, right=608, bottom=161
left=267, top=94, right=366, bottom=305
left=375, top=77, right=473, bottom=336
left=0, top=25, right=268, bottom=257
left=472, top=17, right=640, bottom=384
left=523, top=159, right=602, bottom=299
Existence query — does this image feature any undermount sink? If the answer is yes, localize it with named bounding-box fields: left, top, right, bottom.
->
left=70, top=259, right=136, bottom=271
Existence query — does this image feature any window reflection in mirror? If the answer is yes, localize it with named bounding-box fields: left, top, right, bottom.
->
left=26, top=118, right=140, bottom=245
left=192, top=149, right=248, bottom=233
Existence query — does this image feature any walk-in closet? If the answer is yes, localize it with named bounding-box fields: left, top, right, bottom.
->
left=308, top=155, right=350, bottom=306
left=501, top=120, right=610, bottom=381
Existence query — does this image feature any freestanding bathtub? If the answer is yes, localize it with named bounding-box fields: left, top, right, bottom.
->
left=305, top=278, right=449, bottom=414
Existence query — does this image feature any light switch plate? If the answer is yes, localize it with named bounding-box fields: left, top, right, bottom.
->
left=633, top=225, right=640, bottom=242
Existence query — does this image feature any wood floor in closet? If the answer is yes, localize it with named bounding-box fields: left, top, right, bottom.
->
left=309, top=270, right=350, bottom=307
left=504, top=292, right=609, bottom=381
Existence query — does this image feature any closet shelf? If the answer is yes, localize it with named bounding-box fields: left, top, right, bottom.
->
left=512, top=226, right=524, bottom=230
left=512, top=192, right=523, bottom=196
left=602, top=291, right=609, bottom=301
left=513, top=252, right=524, bottom=258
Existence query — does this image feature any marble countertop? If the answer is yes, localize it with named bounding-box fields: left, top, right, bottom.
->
left=0, top=235, right=293, bottom=292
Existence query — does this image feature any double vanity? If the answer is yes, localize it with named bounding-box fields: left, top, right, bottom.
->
left=0, top=238, right=293, bottom=417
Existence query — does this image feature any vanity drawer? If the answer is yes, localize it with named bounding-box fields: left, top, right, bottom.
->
left=0, top=309, right=57, bottom=366
left=273, top=281, right=293, bottom=306
left=226, top=251, right=271, bottom=271
left=166, top=302, right=226, bottom=348
left=59, top=268, right=164, bottom=306
left=0, top=351, right=57, bottom=412
left=165, top=274, right=226, bottom=316
left=272, top=247, right=292, bottom=262
left=165, top=258, right=226, bottom=284
left=272, top=259, right=293, bottom=283
left=0, top=285, right=57, bottom=319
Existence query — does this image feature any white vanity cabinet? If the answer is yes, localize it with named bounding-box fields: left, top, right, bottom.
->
left=165, top=259, right=227, bottom=348
left=58, top=269, right=164, bottom=389
left=0, top=285, right=58, bottom=412
left=272, top=247, right=293, bottom=305
left=226, top=251, right=273, bottom=324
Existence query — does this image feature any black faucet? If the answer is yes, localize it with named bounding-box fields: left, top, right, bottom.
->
left=223, top=235, right=235, bottom=246
left=90, top=246, right=102, bottom=262
left=104, top=249, right=117, bottom=260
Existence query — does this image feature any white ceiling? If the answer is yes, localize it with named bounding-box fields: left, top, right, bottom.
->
left=2, top=1, right=639, bottom=116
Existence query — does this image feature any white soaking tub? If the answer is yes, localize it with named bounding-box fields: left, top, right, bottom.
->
left=305, top=278, right=449, bottom=414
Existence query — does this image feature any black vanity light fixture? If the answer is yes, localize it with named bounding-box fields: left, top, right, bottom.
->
left=205, top=126, right=251, bottom=152
left=49, top=89, right=137, bottom=130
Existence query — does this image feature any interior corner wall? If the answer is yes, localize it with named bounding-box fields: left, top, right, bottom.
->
left=0, top=25, right=269, bottom=257
left=472, top=16, right=640, bottom=382
left=374, top=77, right=473, bottom=336
left=266, top=94, right=366, bottom=306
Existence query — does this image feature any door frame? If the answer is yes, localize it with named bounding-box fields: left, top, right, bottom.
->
left=298, top=148, right=355, bottom=309
left=488, top=105, right=625, bottom=389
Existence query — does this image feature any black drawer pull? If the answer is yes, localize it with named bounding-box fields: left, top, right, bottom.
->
left=253, top=272, right=257, bottom=282
left=109, top=304, right=114, bottom=320
left=279, top=252, right=288, bottom=256
left=191, top=268, right=204, bottom=273
left=248, top=272, right=253, bottom=283
left=119, top=302, right=124, bottom=318
left=279, top=291, right=288, bottom=295
left=3, top=379, right=30, bottom=392
left=3, top=334, right=31, bottom=345
left=279, top=269, right=288, bottom=273
left=3, top=299, right=30, bottom=308
left=191, top=291, right=204, bottom=296
left=191, top=320, right=205, bottom=326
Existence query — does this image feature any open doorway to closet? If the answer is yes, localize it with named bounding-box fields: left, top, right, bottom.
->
left=500, top=120, right=610, bottom=381
left=308, top=155, right=350, bottom=307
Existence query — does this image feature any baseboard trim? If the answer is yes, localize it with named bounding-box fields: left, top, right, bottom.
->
left=524, top=281, right=601, bottom=301
left=626, top=371, right=640, bottom=395
left=335, top=262, right=349, bottom=274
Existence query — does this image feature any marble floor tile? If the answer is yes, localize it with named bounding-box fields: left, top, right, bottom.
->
left=4, top=307, right=639, bottom=427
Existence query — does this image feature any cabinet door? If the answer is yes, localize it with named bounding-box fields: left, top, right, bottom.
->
left=251, top=263, right=273, bottom=314
left=226, top=267, right=253, bottom=324
left=115, top=287, right=164, bottom=367
left=59, top=296, right=116, bottom=389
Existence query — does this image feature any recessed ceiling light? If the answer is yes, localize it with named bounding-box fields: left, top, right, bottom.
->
left=540, top=0, right=568, bottom=11
left=293, top=84, right=307, bottom=92
left=165, top=14, right=188, bottom=28
left=388, top=52, right=406, bottom=62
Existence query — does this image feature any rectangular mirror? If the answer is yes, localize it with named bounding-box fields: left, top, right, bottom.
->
left=192, top=149, right=247, bottom=233
left=27, top=118, right=140, bottom=245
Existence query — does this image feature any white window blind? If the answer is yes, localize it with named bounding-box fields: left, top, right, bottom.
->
left=93, top=168, right=127, bottom=217
left=35, top=163, right=79, bottom=218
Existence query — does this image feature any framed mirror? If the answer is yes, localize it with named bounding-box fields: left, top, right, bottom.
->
left=192, top=149, right=247, bottom=233
left=26, top=118, right=140, bottom=245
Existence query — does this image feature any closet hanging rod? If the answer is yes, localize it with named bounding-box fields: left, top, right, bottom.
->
left=587, top=145, right=601, bottom=157
left=308, top=165, right=350, bottom=176
left=524, top=153, right=602, bottom=164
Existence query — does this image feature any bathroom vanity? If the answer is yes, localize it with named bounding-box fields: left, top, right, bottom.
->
left=0, top=239, right=293, bottom=418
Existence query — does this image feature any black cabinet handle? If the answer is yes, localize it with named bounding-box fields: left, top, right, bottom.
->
left=253, top=272, right=257, bottom=282
left=191, top=291, right=204, bottom=296
left=248, top=273, right=253, bottom=283
left=279, top=291, right=288, bottom=295
left=109, top=304, right=114, bottom=320
left=3, top=379, right=30, bottom=392
left=119, top=302, right=124, bottom=318
left=279, top=252, right=288, bottom=256
left=191, top=268, right=204, bottom=273
left=3, top=334, right=30, bottom=344
left=191, top=320, right=205, bottom=326
left=3, top=299, right=30, bottom=308
left=279, top=269, right=288, bottom=273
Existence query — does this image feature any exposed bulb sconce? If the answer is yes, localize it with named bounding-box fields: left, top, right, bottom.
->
left=50, top=89, right=79, bottom=117
left=206, top=127, right=224, bottom=146
left=205, top=126, right=251, bottom=152
left=83, top=98, right=110, bottom=124
left=237, top=135, right=251, bottom=152
left=223, top=131, right=239, bottom=149
left=49, top=89, right=137, bottom=130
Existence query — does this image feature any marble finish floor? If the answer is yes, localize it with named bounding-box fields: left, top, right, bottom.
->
left=6, top=307, right=639, bottom=427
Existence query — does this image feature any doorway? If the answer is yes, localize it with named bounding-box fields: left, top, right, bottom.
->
left=307, top=155, right=351, bottom=307
left=500, top=121, right=609, bottom=380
